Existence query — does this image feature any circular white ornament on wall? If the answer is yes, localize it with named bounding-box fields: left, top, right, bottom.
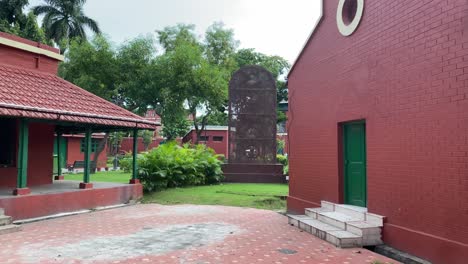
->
left=337, top=0, right=364, bottom=36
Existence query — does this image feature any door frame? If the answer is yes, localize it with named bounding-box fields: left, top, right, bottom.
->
left=340, top=120, right=367, bottom=207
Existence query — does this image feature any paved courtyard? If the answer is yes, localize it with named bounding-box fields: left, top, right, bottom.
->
left=1, top=204, right=397, bottom=264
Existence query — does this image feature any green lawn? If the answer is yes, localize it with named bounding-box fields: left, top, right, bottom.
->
left=64, top=172, right=289, bottom=210
left=142, top=183, right=289, bottom=211
left=64, top=171, right=131, bottom=183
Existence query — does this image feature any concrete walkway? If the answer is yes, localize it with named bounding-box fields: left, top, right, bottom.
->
left=0, top=204, right=397, bottom=263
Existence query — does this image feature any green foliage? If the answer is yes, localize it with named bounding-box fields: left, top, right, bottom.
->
left=139, top=130, right=154, bottom=150
left=204, top=22, right=239, bottom=71
left=0, top=0, right=50, bottom=44
left=153, top=23, right=232, bottom=139
left=59, top=36, right=118, bottom=101
left=277, top=154, right=289, bottom=175
left=115, top=36, right=156, bottom=111
left=160, top=116, right=190, bottom=141
left=277, top=139, right=285, bottom=154
left=32, top=0, right=101, bottom=49
left=0, top=0, right=28, bottom=24
left=156, top=24, right=198, bottom=52
left=138, top=142, right=224, bottom=192
left=118, top=152, right=133, bottom=173
left=59, top=35, right=157, bottom=111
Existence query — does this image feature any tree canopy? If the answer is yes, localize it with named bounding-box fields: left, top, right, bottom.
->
left=32, top=0, right=101, bottom=49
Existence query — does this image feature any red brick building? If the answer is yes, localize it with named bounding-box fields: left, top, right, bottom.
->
left=287, top=1, right=467, bottom=263
left=59, top=134, right=108, bottom=170
left=0, top=32, right=156, bottom=221
left=182, top=126, right=229, bottom=157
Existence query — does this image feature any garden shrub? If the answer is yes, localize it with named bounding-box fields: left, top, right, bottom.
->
left=119, top=152, right=145, bottom=173
left=277, top=154, right=289, bottom=175
left=118, top=152, right=133, bottom=172
left=138, top=142, right=224, bottom=192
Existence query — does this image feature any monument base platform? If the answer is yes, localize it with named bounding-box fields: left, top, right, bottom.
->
left=222, top=163, right=285, bottom=183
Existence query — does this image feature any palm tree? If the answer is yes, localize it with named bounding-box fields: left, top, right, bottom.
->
left=32, top=0, right=101, bottom=47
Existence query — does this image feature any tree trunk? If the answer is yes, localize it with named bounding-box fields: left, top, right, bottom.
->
left=91, top=133, right=109, bottom=173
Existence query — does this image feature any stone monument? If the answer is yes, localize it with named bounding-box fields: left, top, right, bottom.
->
left=222, top=65, right=284, bottom=183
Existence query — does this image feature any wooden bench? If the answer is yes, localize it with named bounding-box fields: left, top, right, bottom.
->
left=68, top=160, right=97, bottom=172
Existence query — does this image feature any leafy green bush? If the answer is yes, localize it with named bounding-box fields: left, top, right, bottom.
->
left=139, top=142, right=224, bottom=192
left=118, top=152, right=133, bottom=172
left=277, top=154, right=289, bottom=175
left=119, top=152, right=145, bottom=173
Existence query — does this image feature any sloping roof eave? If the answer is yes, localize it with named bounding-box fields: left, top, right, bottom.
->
left=287, top=0, right=325, bottom=79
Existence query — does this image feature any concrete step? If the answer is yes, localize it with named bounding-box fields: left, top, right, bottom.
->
left=287, top=214, right=313, bottom=227
left=320, top=200, right=335, bottom=210
left=334, top=204, right=366, bottom=220
left=0, top=224, right=21, bottom=235
left=0, top=208, right=4, bottom=215
left=365, top=212, right=385, bottom=226
left=0, top=215, right=12, bottom=226
left=305, top=207, right=332, bottom=218
left=346, top=221, right=381, bottom=236
left=287, top=201, right=385, bottom=248
left=295, top=217, right=363, bottom=248
left=326, top=230, right=363, bottom=248
left=318, top=211, right=362, bottom=229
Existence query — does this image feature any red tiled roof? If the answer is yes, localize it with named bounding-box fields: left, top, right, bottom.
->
left=0, top=64, right=157, bottom=129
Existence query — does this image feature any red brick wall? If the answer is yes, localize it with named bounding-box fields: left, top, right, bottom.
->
left=0, top=32, right=60, bottom=74
left=183, top=130, right=229, bottom=157
left=287, top=1, right=468, bottom=263
left=27, top=123, right=55, bottom=186
left=119, top=137, right=162, bottom=153
left=66, top=137, right=108, bottom=168
left=0, top=121, right=55, bottom=188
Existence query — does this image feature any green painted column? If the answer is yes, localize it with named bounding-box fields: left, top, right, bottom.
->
left=17, top=120, right=29, bottom=189
left=132, top=128, right=138, bottom=181
left=57, top=132, right=62, bottom=177
left=83, top=128, right=92, bottom=184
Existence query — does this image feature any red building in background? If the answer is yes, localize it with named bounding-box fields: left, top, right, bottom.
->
left=287, top=1, right=467, bottom=263
left=182, top=126, right=229, bottom=157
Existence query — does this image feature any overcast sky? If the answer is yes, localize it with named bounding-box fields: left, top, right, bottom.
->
left=28, top=0, right=321, bottom=63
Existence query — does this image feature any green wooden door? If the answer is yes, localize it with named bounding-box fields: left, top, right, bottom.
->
left=53, top=137, right=67, bottom=171
left=343, top=122, right=367, bottom=207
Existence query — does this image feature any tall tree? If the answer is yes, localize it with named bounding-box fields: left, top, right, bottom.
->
left=0, top=1, right=50, bottom=43
left=0, top=12, right=48, bottom=43
left=0, top=0, right=28, bottom=24
left=59, top=36, right=118, bottom=101
left=156, top=24, right=198, bottom=52
left=32, top=0, right=101, bottom=49
left=115, top=36, right=156, bottom=112
left=154, top=24, right=229, bottom=143
left=204, top=22, right=239, bottom=72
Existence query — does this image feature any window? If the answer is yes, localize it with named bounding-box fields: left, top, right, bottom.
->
left=199, top=136, right=209, bottom=142
left=337, top=0, right=364, bottom=36
left=213, top=136, right=224, bottom=142
left=80, top=138, right=99, bottom=153
left=0, top=119, right=16, bottom=167
left=342, top=0, right=358, bottom=25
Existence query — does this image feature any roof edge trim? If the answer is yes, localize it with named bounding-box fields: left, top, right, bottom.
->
left=0, top=36, right=64, bottom=61
left=288, top=0, right=324, bottom=78
left=0, top=102, right=160, bottom=126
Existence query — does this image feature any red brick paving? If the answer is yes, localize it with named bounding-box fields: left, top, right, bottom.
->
left=0, top=204, right=398, bottom=263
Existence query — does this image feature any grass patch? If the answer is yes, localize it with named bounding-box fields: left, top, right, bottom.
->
left=142, top=183, right=289, bottom=211
left=64, top=171, right=132, bottom=183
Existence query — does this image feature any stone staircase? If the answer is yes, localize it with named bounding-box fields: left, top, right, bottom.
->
left=0, top=208, right=21, bottom=235
left=287, top=201, right=385, bottom=248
